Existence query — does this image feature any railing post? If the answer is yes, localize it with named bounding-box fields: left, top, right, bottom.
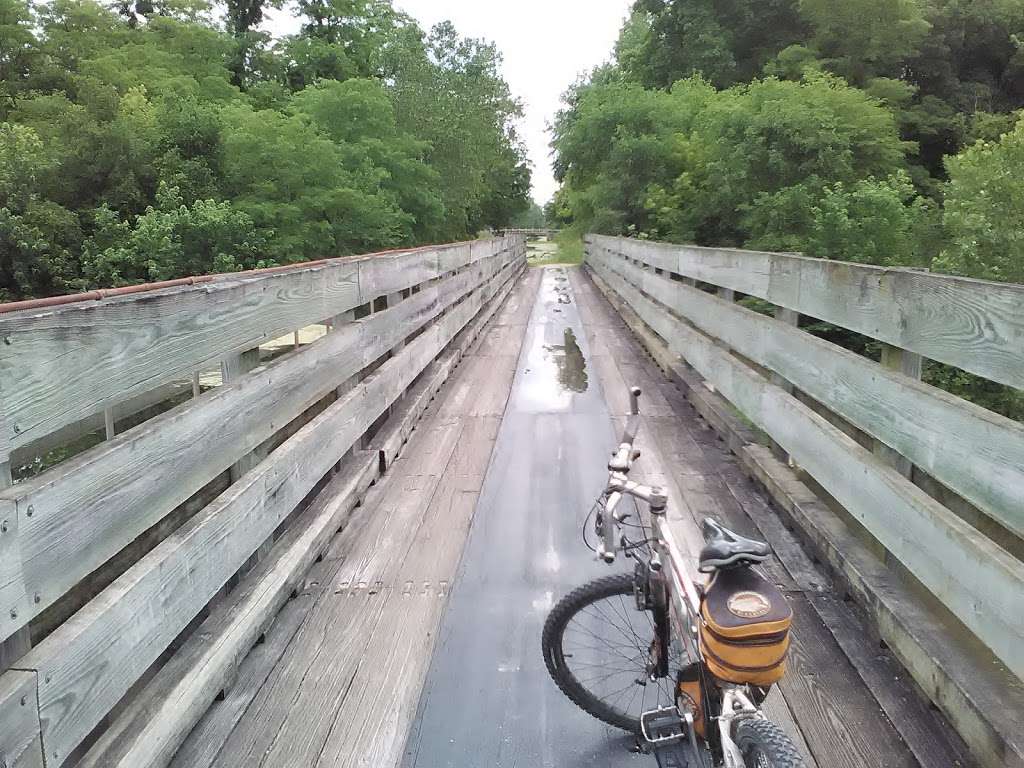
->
left=330, top=312, right=359, bottom=461
left=222, top=348, right=263, bottom=483
left=873, top=344, right=923, bottom=479
left=770, top=307, right=800, bottom=466
left=0, top=400, right=31, bottom=673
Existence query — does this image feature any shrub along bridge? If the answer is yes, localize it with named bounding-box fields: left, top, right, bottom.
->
left=0, top=233, right=1020, bottom=768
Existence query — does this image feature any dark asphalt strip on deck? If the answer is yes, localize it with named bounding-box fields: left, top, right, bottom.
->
left=401, top=266, right=646, bottom=768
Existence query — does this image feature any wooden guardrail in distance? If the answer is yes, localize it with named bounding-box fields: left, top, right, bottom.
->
left=585, top=234, right=1024, bottom=766
left=0, top=235, right=526, bottom=768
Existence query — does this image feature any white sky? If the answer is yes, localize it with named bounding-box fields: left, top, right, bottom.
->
left=264, top=1, right=633, bottom=205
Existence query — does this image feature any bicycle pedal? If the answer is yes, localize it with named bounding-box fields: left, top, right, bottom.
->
left=640, top=705, right=687, bottom=746
left=653, top=744, right=693, bottom=768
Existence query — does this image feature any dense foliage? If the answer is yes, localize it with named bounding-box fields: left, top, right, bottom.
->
left=0, top=0, right=531, bottom=300
left=554, top=0, right=1023, bottom=265
left=552, top=0, right=1024, bottom=417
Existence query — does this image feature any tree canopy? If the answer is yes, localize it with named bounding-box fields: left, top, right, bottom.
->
left=0, top=0, right=531, bottom=300
left=552, top=0, right=1023, bottom=417
left=553, top=0, right=1023, bottom=273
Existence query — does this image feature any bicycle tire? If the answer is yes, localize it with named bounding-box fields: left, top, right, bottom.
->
left=542, top=572, right=678, bottom=732
left=736, top=718, right=807, bottom=768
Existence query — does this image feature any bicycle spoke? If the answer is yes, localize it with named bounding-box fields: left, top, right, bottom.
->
left=556, top=587, right=686, bottom=724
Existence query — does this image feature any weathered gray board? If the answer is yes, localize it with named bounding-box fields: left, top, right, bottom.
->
left=76, top=451, right=381, bottom=768
left=6, top=253, right=522, bottom=767
left=0, top=238, right=514, bottom=450
left=76, top=258, right=526, bottom=768
left=0, top=251, right=514, bottom=645
left=589, top=234, right=1024, bottom=390
left=586, top=265, right=1012, bottom=768
left=590, top=245, right=1024, bottom=540
left=588, top=251, right=1024, bottom=683
left=0, top=671, right=43, bottom=767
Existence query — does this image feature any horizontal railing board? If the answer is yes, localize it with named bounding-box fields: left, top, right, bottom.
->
left=589, top=261, right=1024, bottom=768
left=77, top=450, right=381, bottom=768
left=590, top=246, right=1024, bottom=541
left=588, top=253, right=1024, bottom=682
left=0, top=237, right=515, bottom=450
left=590, top=235, right=1024, bottom=390
left=79, top=254, right=525, bottom=768
left=0, top=670, right=43, bottom=767
left=11, top=258, right=517, bottom=766
left=0, top=250, right=515, bottom=645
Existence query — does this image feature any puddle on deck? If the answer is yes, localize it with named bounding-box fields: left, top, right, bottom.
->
left=545, top=328, right=588, bottom=393
left=516, top=267, right=592, bottom=412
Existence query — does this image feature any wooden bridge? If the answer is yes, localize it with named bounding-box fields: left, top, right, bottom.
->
left=501, top=228, right=561, bottom=239
left=0, top=233, right=1020, bottom=768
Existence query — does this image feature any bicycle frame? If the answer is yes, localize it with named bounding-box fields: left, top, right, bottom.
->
left=596, top=389, right=767, bottom=768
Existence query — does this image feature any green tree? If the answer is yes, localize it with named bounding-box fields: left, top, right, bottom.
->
left=798, top=0, right=932, bottom=85
left=81, top=183, right=265, bottom=284
left=0, top=0, right=530, bottom=300
left=387, top=21, right=529, bottom=237
left=939, top=121, right=1024, bottom=282
left=621, top=0, right=809, bottom=88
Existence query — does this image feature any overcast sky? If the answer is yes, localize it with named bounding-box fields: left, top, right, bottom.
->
left=265, top=1, right=633, bottom=205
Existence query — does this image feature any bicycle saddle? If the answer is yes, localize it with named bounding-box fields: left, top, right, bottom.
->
left=698, top=518, right=771, bottom=573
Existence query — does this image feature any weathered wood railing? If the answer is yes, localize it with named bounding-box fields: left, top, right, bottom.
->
left=585, top=234, right=1024, bottom=767
left=0, top=235, right=526, bottom=767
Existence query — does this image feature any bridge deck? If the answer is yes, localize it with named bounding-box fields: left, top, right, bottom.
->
left=173, top=266, right=966, bottom=768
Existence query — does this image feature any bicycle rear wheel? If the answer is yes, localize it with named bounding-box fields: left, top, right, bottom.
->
left=736, top=719, right=807, bottom=768
left=541, top=572, right=684, bottom=732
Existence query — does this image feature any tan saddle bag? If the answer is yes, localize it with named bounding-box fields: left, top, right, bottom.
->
left=699, top=566, right=792, bottom=686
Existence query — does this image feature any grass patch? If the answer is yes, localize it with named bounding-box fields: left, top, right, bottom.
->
left=526, top=230, right=585, bottom=267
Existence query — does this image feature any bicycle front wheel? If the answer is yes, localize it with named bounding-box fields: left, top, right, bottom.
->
left=541, top=572, right=683, bottom=732
left=736, top=719, right=807, bottom=768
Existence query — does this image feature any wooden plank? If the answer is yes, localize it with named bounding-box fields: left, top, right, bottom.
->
left=0, top=452, right=30, bottom=676
left=166, top=584, right=317, bottom=768
left=169, top=321, right=503, bottom=768
left=779, top=596, right=917, bottom=767
left=719, top=464, right=974, bottom=766
left=210, top=266, right=526, bottom=768
left=213, top=435, right=465, bottom=767
left=808, top=593, right=973, bottom=768
left=167, top=263, right=524, bottom=767
left=221, top=348, right=263, bottom=483
left=369, top=260, right=521, bottom=471
left=739, top=444, right=1024, bottom=768
left=8, top=381, right=190, bottom=472
left=0, top=671, right=44, bottom=768
left=0, top=238, right=512, bottom=450
left=77, top=451, right=379, bottom=768
left=589, top=256, right=1024, bottom=682
left=0, top=253, right=513, bottom=644
left=591, top=247, right=1024, bottom=542
left=586, top=262, right=1024, bottom=768
left=590, top=235, right=1024, bottom=390
left=103, top=408, right=115, bottom=441
left=761, top=688, right=819, bottom=768
left=11, top=275, right=506, bottom=766
left=873, top=344, right=922, bottom=479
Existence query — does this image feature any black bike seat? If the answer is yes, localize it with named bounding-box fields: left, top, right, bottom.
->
left=698, top=518, right=771, bottom=573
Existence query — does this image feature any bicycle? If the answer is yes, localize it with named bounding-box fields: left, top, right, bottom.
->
left=542, top=387, right=807, bottom=768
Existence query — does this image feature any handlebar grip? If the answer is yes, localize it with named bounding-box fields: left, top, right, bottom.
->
left=629, top=386, right=641, bottom=416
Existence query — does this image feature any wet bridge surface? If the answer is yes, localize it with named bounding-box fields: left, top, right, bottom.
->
left=174, top=266, right=968, bottom=768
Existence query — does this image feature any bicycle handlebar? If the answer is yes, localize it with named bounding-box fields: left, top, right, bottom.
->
left=608, top=387, right=642, bottom=473
left=629, top=386, right=641, bottom=416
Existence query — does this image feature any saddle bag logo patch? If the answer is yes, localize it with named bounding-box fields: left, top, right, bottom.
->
left=726, top=591, right=771, bottom=619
